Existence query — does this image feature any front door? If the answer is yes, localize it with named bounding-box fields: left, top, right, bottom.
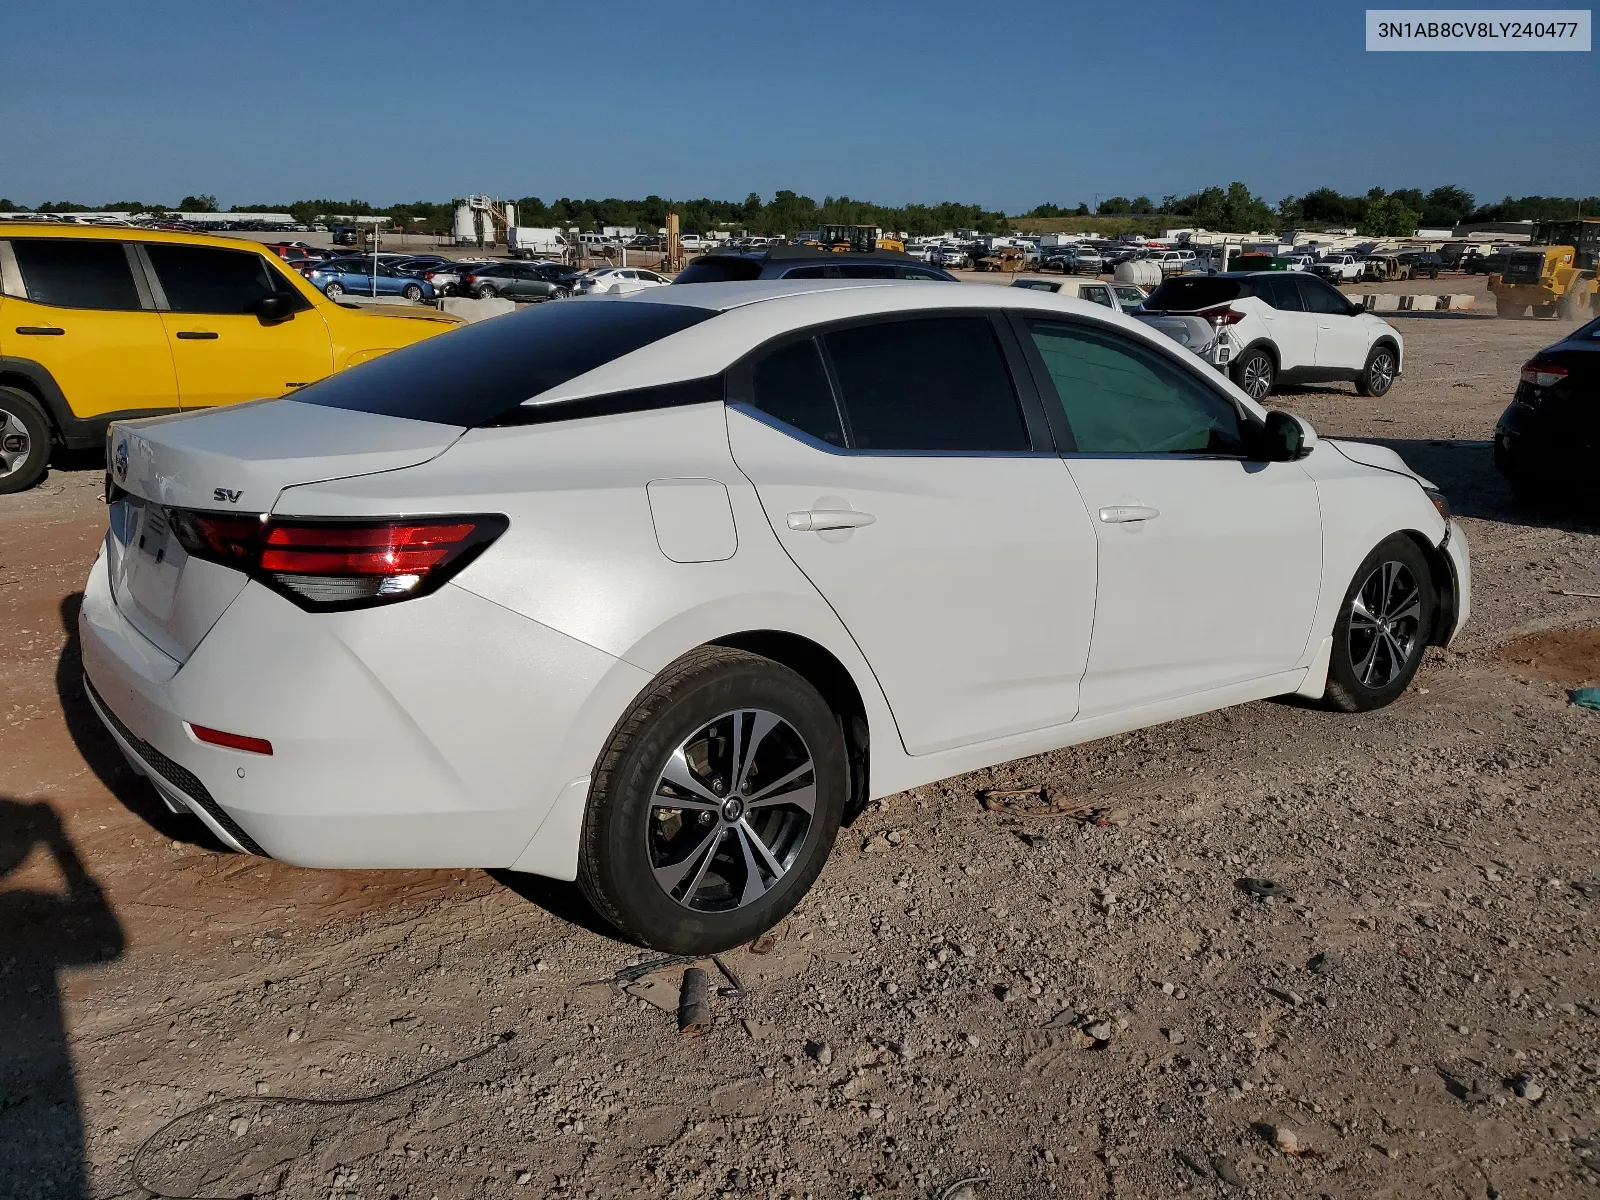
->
left=727, top=314, right=1099, bottom=756
left=143, top=243, right=333, bottom=409
left=1298, top=275, right=1369, bottom=369
left=1, top=237, right=178, bottom=419
left=1015, top=313, right=1323, bottom=719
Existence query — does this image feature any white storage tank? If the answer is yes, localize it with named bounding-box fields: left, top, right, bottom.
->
left=453, top=204, right=475, bottom=242
left=1115, top=259, right=1163, bottom=289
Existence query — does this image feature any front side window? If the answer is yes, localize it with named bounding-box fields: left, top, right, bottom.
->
left=823, top=316, right=1030, bottom=453
left=10, top=238, right=142, bottom=310
left=1081, top=285, right=1114, bottom=309
left=1026, top=319, right=1245, bottom=455
left=145, top=244, right=304, bottom=314
left=749, top=338, right=845, bottom=447
left=1297, top=276, right=1353, bottom=315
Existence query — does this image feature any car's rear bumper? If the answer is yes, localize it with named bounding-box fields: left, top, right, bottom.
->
left=78, top=546, right=645, bottom=871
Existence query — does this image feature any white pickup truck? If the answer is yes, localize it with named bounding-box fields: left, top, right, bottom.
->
left=1312, top=254, right=1363, bottom=283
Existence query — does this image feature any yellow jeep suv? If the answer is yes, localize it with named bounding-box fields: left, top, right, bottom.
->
left=0, top=224, right=461, bottom=492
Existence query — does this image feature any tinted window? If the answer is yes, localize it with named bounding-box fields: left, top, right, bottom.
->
left=1143, top=277, right=1242, bottom=311
left=832, top=264, right=896, bottom=279
left=1081, top=285, right=1115, bottom=309
left=780, top=266, right=826, bottom=279
left=824, top=316, right=1029, bottom=453
left=1011, top=279, right=1060, bottom=292
left=297, top=300, right=716, bottom=426
left=11, top=238, right=142, bottom=310
left=1026, top=319, right=1244, bottom=455
left=1255, top=275, right=1303, bottom=311
left=750, top=338, right=845, bottom=446
left=1297, top=276, right=1353, bottom=315
left=146, top=244, right=303, bottom=314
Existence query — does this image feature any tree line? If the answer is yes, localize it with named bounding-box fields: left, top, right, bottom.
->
left=2, top=186, right=1594, bottom=238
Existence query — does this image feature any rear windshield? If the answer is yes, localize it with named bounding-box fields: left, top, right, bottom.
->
left=674, top=256, right=764, bottom=284
left=295, top=300, right=715, bottom=426
left=1143, top=277, right=1243, bottom=311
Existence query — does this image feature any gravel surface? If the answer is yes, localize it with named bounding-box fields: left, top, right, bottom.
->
left=1, top=278, right=1597, bottom=1199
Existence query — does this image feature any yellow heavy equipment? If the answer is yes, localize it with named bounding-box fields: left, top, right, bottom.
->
left=1489, top=223, right=1600, bottom=319
left=810, top=225, right=905, bottom=254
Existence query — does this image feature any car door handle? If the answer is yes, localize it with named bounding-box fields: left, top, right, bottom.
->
left=175, top=331, right=219, bottom=340
left=787, top=509, right=876, bottom=532
left=1098, top=505, right=1160, bottom=524
left=15, top=326, right=64, bottom=335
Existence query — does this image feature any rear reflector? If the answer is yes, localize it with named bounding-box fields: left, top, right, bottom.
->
left=189, top=723, right=274, bottom=755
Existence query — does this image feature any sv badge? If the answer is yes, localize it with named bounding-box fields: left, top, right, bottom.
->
left=213, top=488, right=243, bottom=504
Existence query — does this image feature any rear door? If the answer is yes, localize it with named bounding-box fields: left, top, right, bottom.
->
left=0, top=236, right=178, bottom=419
left=1251, top=274, right=1318, bottom=371
left=1015, top=313, right=1322, bottom=719
left=726, top=313, right=1100, bottom=756
left=143, top=242, right=334, bottom=409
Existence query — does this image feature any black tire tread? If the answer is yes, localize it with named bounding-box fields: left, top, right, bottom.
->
left=0, top=385, right=53, bottom=495
left=1322, top=535, right=1435, bottom=713
left=576, top=646, right=835, bottom=949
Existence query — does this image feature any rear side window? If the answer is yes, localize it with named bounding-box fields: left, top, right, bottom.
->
left=1296, top=276, right=1353, bottom=315
left=1026, top=319, right=1245, bottom=455
left=750, top=339, right=845, bottom=446
left=10, top=238, right=142, bottom=310
left=1255, top=275, right=1303, bottom=311
left=674, top=257, right=763, bottom=284
left=1143, top=277, right=1241, bottom=311
left=295, top=299, right=716, bottom=426
left=823, top=316, right=1029, bottom=452
left=145, top=244, right=305, bottom=314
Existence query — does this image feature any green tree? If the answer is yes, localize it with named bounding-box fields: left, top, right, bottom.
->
left=1359, top=195, right=1421, bottom=237
left=179, top=194, right=219, bottom=212
left=1096, top=196, right=1133, bottom=215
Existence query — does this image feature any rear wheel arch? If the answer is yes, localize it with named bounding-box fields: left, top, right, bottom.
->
left=0, top=361, right=68, bottom=444
left=709, top=630, right=871, bottom=823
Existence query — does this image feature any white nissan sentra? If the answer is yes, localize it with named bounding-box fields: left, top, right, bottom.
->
left=80, top=281, right=1470, bottom=953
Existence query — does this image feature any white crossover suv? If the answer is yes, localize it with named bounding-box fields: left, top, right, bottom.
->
left=81, top=280, right=1468, bottom=953
left=1136, top=271, right=1403, bottom=401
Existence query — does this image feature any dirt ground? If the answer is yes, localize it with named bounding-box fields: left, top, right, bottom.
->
left=2, top=275, right=1597, bottom=1200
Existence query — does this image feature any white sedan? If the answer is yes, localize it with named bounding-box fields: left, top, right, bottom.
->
left=81, top=281, right=1470, bottom=953
left=574, top=267, right=671, bottom=295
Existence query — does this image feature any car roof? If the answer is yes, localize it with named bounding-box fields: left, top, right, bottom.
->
left=0, top=221, right=294, bottom=255
left=530, top=279, right=1264, bottom=417
left=690, top=245, right=916, bottom=265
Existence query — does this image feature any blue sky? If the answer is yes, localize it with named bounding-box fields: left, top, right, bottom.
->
left=4, top=0, right=1594, bottom=212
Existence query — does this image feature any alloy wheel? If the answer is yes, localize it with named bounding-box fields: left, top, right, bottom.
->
left=1240, top=354, right=1273, bottom=399
left=1347, top=560, right=1422, bottom=688
left=325, top=281, right=344, bottom=298
left=647, top=709, right=816, bottom=913
left=0, top=410, right=31, bottom=479
left=1368, top=351, right=1395, bottom=395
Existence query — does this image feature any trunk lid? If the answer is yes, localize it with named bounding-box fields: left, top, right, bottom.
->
left=105, top=400, right=462, bottom=661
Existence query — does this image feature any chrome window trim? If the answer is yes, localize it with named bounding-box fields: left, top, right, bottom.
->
left=130, top=244, right=170, bottom=310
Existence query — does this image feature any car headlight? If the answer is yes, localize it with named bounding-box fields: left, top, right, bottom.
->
left=1422, top=486, right=1450, bottom=521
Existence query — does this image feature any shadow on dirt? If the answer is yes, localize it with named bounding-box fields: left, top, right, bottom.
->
left=0, top=797, right=124, bottom=1197
left=486, top=870, right=627, bottom=944
left=55, top=593, right=228, bottom=852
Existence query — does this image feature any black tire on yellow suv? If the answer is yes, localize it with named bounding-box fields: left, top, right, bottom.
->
left=0, top=387, right=52, bottom=495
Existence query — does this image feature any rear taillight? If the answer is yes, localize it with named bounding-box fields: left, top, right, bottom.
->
left=1196, top=304, right=1246, bottom=325
left=169, top=511, right=507, bottom=610
left=464, top=274, right=478, bottom=284
left=189, top=723, right=273, bottom=755
left=1520, top=362, right=1568, bottom=389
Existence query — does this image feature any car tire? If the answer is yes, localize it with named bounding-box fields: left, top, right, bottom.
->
left=577, top=646, right=848, bottom=955
left=1322, top=535, right=1436, bottom=713
left=475, top=285, right=498, bottom=299
left=1354, top=343, right=1398, bottom=397
left=0, top=386, right=52, bottom=495
left=324, top=281, right=344, bottom=298
left=550, top=286, right=570, bottom=300
left=401, top=284, right=424, bottom=301
left=1231, top=348, right=1275, bottom=400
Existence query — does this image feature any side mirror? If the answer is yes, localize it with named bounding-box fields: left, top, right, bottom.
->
left=1348, top=301, right=1367, bottom=317
left=253, top=294, right=296, bottom=324
left=1260, top=410, right=1316, bottom=461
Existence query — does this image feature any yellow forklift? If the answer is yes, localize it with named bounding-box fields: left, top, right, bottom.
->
left=1489, top=218, right=1600, bottom=318
left=809, top=225, right=905, bottom=254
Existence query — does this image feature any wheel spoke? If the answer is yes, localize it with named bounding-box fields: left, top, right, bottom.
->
left=653, top=824, right=724, bottom=898
left=745, top=759, right=814, bottom=803
left=1387, top=598, right=1422, bottom=627
left=733, top=823, right=774, bottom=906
left=1349, top=595, right=1381, bottom=628
left=747, top=782, right=816, bottom=816
left=733, top=710, right=780, bottom=793
left=657, top=746, right=721, bottom=806
left=1382, top=585, right=1419, bottom=621
left=738, top=818, right=787, bottom=877
left=1354, top=634, right=1382, bottom=686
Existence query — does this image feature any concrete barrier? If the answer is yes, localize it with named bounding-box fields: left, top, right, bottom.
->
left=1370, top=294, right=1402, bottom=312
left=1444, top=294, right=1475, bottom=310
left=1409, top=294, right=1440, bottom=311
left=439, top=296, right=517, bottom=323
